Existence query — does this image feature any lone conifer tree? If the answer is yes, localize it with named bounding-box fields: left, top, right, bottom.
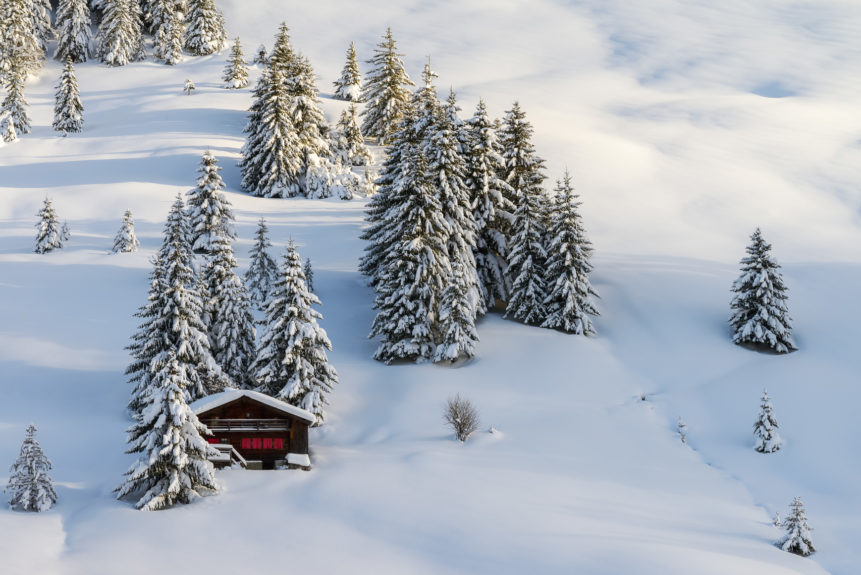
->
left=186, top=150, right=236, bottom=255
left=779, top=497, right=815, bottom=556
left=116, top=351, right=220, bottom=510
left=434, top=260, right=479, bottom=363
left=5, top=424, right=57, bottom=512
left=112, top=209, right=140, bottom=253
left=53, top=57, right=84, bottom=133
left=253, top=241, right=338, bottom=424
left=333, top=42, right=362, bottom=101
left=203, top=235, right=256, bottom=389
left=34, top=198, right=64, bottom=253
left=245, top=217, right=278, bottom=308
left=55, top=0, right=94, bottom=63
left=223, top=37, right=248, bottom=89
left=753, top=389, right=782, bottom=453
left=97, top=0, right=145, bottom=66
left=1, top=63, right=31, bottom=138
left=541, top=171, right=599, bottom=334
left=184, top=0, right=226, bottom=56
left=729, top=228, right=796, bottom=353
left=360, top=28, right=414, bottom=143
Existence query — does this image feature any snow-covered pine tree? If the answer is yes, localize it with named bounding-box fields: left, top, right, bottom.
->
left=2, top=115, right=18, bottom=143
left=186, top=150, right=236, bottom=255
left=541, top=170, right=599, bottom=334
left=184, top=77, right=195, bottom=94
left=253, top=43, right=266, bottom=65
left=53, top=57, right=84, bottom=133
left=34, top=197, right=64, bottom=253
left=360, top=27, right=414, bottom=143
left=753, top=389, right=783, bottom=453
left=467, top=99, right=515, bottom=309
left=244, top=217, right=278, bottom=309
left=222, top=36, right=248, bottom=89
left=151, top=0, right=184, bottom=65
left=370, top=151, right=451, bottom=364
left=780, top=496, right=815, bottom=556
left=184, top=0, right=226, bottom=56
left=61, top=220, right=71, bottom=242
left=729, top=228, right=796, bottom=353
left=304, top=257, right=314, bottom=293
left=0, top=0, right=44, bottom=79
left=55, top=0, right=94, bottom=63
left=125, top=257, right=167, bottom=414
left=253, top=241, right=338, bottom=424
left=5, top=424, right=57, bottom=512
left=332, top=104, right=371, bottom=166
left=116, top=351, right=220, bottom=510
left=203, top=235, right=256, bottom=389
left=30, top=0, right=54, bottom=54
left=434, top=259, right=479, bottom=363
left=112, top=209, right=140, bottom=253
left=1, top=63, right=30, bottom=137
left=501, top=102, right=549, bottom=325
left=333, top=41, right=362, bottom=101
left=97, top=0, right=145, bottom=67
left=287, top=54, right=331, bottom=191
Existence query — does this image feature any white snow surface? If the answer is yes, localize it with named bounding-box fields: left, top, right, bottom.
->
left=190, top=388, right=315, bottom=423
left=1, top=1, right=860, bottom=573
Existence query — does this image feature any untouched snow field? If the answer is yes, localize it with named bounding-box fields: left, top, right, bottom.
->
left=2, top=1, right=860, bottom=573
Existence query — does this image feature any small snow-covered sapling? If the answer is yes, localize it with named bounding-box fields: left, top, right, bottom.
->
left=5, top=424, right=58, bottom=512
left=184, top=78, right=196, bottom=95
left=677, top=417, right=687, bottom=444
left=779, top=496, right=815, bottom=556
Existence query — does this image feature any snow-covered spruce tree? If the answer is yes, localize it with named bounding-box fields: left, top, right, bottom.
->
left=333, top=41, right=362, bottom=101
left=304, top=257, right=314, bottom=292
left=31, top=0, right=54, bottom=53
left=116, top=351, right=219, bottom=510
left=186, top=150, right=236, bottom=254
left=184, top=0, right=225, bottom=56
left=5, top=424, right=57, bottom=512
left=370, top=151, right=451, bottom=364
left=287, top=54, right=331, bottom=188
left=253, top=241, right=338, bottom=424
left=0, top=0, right=44, bottom=79
left=360, top=27, right=414, bottom=144
left=753, top=389, right=782, bottom=453
left=729, top=228, right=796, bottom=353
left=501, top=102, right=549, bottom=325
left=203, top=235, right=256, bottom=389
left=541, top=170, right=599, bottom=334
left=222, top=37, right=248, bottom=89
left=434, top=260, right=479, bottom=363
left=55, top=0, right=94, bottom=63
left=332, top=104, right=372, bottom=166
left=780, top=496, right=815, bottom=556
left=61, top=220, right=71, bottom=242
left=253, top=43, right=266, bottom=65
left=1, top=64, right=30, bottom=138
left=112, top=209, right=140, bottom=253
left=151, top=0, right=184, bottom=65
left=467, top=99, right=515, bottom=309
left=34, top=198, right=64, bottom=253
left=97, top=0, right=145, bottom=67
left=244, top=217, right=278, bottom=309
left=53, top=57, right=84, bottom=133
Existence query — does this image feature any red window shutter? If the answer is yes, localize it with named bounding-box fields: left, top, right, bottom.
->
left=252, top=438, right=262, bottom=449
left=274, top=438, right=284, bottom=450
left=241, top=438, right=251, bottom=449
left=263, top=438, right=273, bottom=449
left=208, top=438, right=219, bottom=444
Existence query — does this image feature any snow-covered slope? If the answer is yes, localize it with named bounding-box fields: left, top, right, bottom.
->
left=1, top=1, right=860, bottom=573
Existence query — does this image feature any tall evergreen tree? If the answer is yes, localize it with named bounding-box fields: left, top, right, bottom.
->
left=285, top=53, right=331, bottom=193
left=360, top=27, right=414, bottom=143
left=53, top=57, right=84, bottom=133
left=434, top=260, right=479, bottom=363
left=116, top=351, right=220, bottom=510
left=729, top=228, right=796, bottom=353
left=1, top=63, right=30, bottom=138
left=332, top=104, right=371, bottom=166
left=112, top=209, right=141, bottom=253
left=30, top=0, right=54, bottom=53
left=253, top=241, right=338, bottom=424
left=222, top=36, right=248, bottom=89
left=97, top=0, right=145, bottom=67
left=34, top=198, right=64, bottom=253
left=333, top=41, right=362, bottom=101
left=0, top=0, right=43, bottom=79
left=5, top=424, right=57, bottom=512
left=753, top=389, right=782, bottom=453
left=203, top=235, right=256, bottom=389
left=55, top=0, right=95, bottom=63
left=186, top=150, right=236, bottom=254
left=467, top=99, right=514, bottom=308
left=541, top=171, right=599, bottom=334
left=779, top=497, right=815, bottom=556
left=151, top=0, right=184, bottom=65
left=184, top=0, right=225, bottom=56
left=244, top=217, right=278, bottom=309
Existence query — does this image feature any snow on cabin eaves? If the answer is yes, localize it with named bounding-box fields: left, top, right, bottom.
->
left=190, top=388, right=316, bottom=424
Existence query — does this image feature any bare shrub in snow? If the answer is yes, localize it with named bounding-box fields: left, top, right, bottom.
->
left=445, top=394, right=479, bottom=442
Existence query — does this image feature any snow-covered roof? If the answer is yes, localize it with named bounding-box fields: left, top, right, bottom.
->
left=190, top=389, right=315, bottom=424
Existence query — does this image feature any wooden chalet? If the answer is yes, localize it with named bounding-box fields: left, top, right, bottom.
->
left=190, top=389, right=314, bottom=471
